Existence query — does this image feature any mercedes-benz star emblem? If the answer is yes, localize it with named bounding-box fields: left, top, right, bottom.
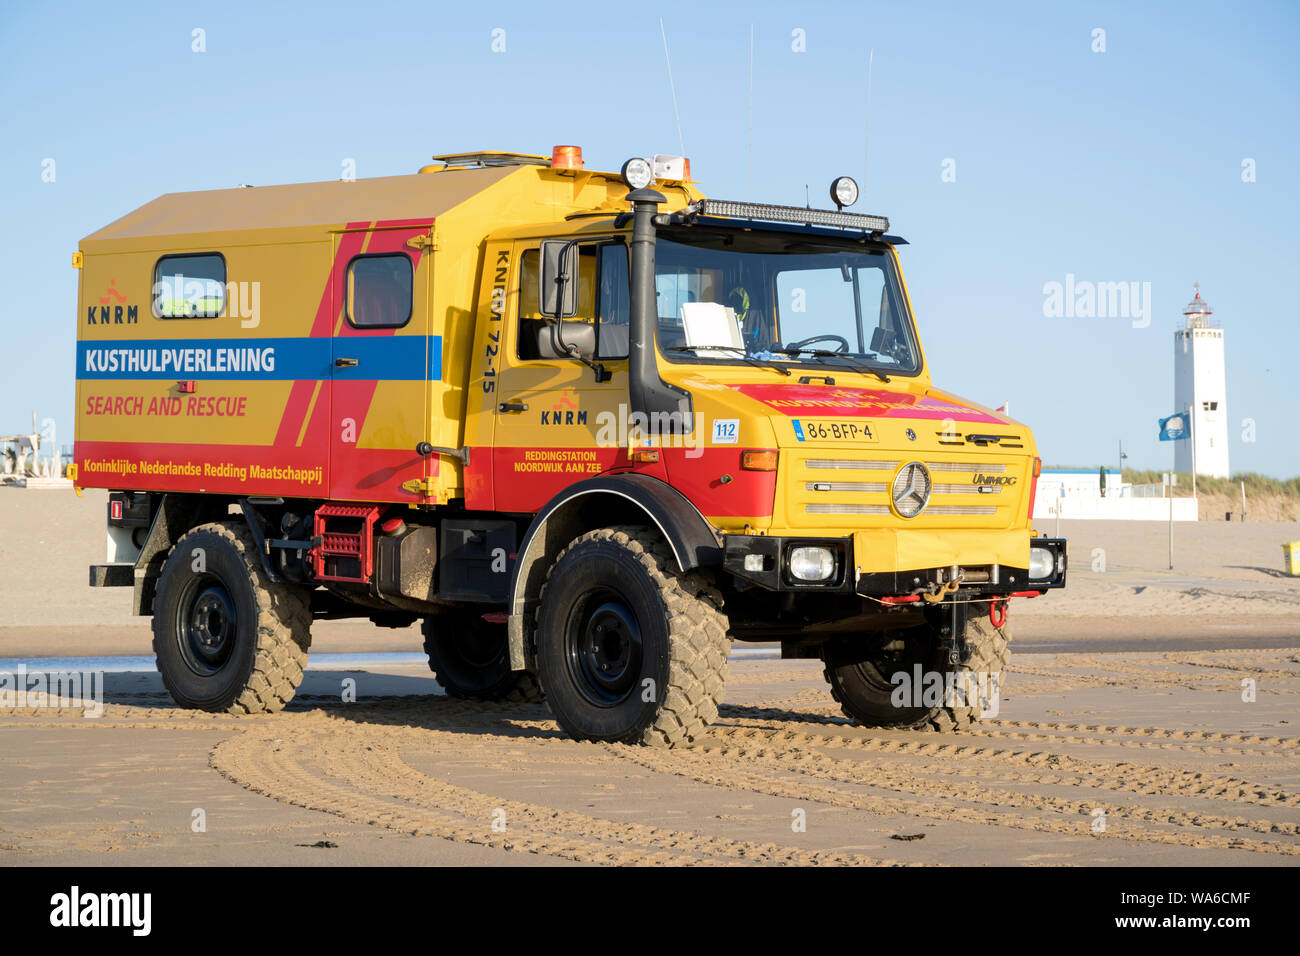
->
left=892, top=462, right=932, bottom=517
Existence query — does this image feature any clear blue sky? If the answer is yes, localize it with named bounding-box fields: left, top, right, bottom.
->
left=3, top=0, right=1297, bottom=475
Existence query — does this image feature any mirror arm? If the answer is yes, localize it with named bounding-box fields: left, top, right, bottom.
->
left=584, top=354, right=612, bottom=383
left=549, top=320, right=611, bottom=383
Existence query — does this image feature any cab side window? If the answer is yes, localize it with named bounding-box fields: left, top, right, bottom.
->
left=517, top=243, right=627, bottom=361
left=597, top=244, right=629, bottom=359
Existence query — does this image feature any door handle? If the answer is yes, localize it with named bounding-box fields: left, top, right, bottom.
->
left=497, top=402, right=528, bottom=413
left=334, top=357, right=359, bottom=368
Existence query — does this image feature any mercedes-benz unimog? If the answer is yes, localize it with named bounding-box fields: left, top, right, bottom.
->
left=73, top=146, right=1066, bottom=746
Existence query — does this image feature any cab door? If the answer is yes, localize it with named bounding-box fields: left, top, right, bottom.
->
left=491, top=239, right=631, bottom=512
left=328, top=221, right=435, bottom=502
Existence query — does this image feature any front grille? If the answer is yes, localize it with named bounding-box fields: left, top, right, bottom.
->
left=803, top=502, right=996, bottom=516
left=927, top=461, right=1005, bottom=472
left=806, top=503, right=891, bottom=515
left=806, top=458, right=899, bottom=470
left=932, top=482, right=1001, bottom=495
left=790, top=453, right=1025, bottom=527
left=805, top=481, right=886, bottom=493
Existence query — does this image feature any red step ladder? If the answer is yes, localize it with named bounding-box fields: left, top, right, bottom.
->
left=311, top=504, right=384, bottom=583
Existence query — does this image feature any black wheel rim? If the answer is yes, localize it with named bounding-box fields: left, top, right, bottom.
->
left=176, top=576, right=238, bottom=677
left=563, top=587, right=643, bottom=707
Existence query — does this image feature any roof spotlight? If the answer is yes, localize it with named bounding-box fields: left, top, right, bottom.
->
left=830, top=176, right=859, bottom=210
left=621, top=157, right=654, bottom=190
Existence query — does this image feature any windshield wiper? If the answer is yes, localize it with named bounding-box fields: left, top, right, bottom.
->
left=778, top=348, right=890, bottom=383
left=665, top=345, right=792, bottom=376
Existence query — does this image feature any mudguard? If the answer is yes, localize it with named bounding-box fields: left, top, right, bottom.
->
left=505, top=474, right=722, bottom=670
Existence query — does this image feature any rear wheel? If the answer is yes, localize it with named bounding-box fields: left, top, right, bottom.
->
left=535, top=526, right=729, bottom=747
left=152, top=520, right=312, bottom=714
left=823, top=613, right=1010, bottom=731
left=421, top=611, right=541, bottom=702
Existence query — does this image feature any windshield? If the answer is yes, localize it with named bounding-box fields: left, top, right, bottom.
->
left=653, top=230, right=920, bottom=374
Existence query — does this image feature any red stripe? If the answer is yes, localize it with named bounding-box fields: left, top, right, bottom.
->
left=76, top=440, right=426, bottom=503
left=470, top=446, right=775, bottom=518
left=307, top=224, right=370, bottom=339
left=273, top=223, right=369, bottom=442
left=327, top=224, right=430, bottom=449
left=272, top=380, right=318, bottom=447
left=732, top=383, right=1005, bottom=424
left=295, top=221, right=430, bottom=458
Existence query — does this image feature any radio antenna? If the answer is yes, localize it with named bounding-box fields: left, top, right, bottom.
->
left=863, top=48, right=874, bottom=187
left=660, top=18, right=686, bottom=156
left=748, top=23, right=755, bottom=199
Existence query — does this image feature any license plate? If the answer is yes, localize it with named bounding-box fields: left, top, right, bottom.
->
left=792, top=420, right=878, bottom=442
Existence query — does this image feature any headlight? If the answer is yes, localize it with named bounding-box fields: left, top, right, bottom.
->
left=788, top=546, right=835, bottom=582
left=621, top=157, right=654, bottom=190
left=1028, top=546, right=1055, bottom=580
left=891, top=462, right=932, bottom=518
left=829, top=175, right=859, bottom=209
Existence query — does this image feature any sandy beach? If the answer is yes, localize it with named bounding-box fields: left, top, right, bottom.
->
left=2, top=489, right=1298, bottom=866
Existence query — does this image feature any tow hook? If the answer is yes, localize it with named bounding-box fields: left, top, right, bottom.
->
left=921, top=577, right=962, bottom=604
left=989, top=597, right=1008, bottom=629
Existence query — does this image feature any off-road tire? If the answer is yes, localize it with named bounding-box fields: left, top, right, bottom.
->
left=152, top=520, right=312, bottom=714
left=535, top=526, right=729, bottom=747
left=421, top=612, right=542, bottom=702
left=823, top=613, right=1010, bottom=732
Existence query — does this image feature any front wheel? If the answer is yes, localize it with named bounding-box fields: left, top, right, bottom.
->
left=823, top=612, right=1010, bottom=731
left=535, top=526, right=729, bottom=747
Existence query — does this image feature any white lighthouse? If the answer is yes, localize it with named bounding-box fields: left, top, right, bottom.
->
left=1173, top=284, right=1230, bottom=478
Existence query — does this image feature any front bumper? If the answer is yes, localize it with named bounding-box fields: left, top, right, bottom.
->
left=722, top=532, right=1068, bottom=594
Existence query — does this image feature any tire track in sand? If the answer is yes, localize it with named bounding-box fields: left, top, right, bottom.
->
left=209, top=711, right=910, bottom=866
left=611, top=737, right=1300, bottom=856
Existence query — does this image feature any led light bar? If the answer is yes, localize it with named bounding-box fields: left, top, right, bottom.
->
left=695, top=199, right=889, bottom=233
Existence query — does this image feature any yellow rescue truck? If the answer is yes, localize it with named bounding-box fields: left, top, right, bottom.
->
left=73, top=147, right=1066, bottom=746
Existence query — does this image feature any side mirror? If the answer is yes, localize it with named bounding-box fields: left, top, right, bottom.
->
left=869, top=326, right=895, bottom=353
left=540, top=239, right=578, bottom=318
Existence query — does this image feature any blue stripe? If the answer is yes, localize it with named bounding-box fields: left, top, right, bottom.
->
left=431, top=334, right=443, bottom=380
left=76, top=336, right=442, bottom=381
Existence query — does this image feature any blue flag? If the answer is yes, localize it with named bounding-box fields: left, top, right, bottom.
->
left=1159, top=412, right=1189, bottom=441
